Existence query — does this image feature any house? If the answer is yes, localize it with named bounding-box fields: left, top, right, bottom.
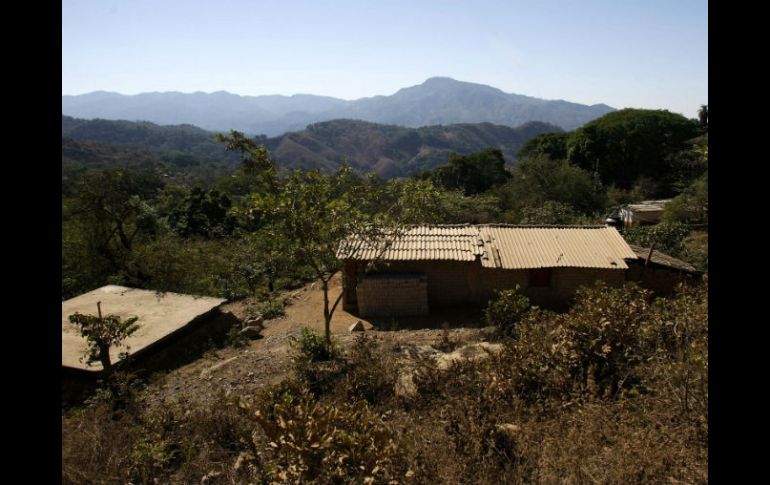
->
left=337, top=224, right=639, bottom=316
left=62, top=285, right=230, bottom=378
left=618, top=199, right=671, bottom=227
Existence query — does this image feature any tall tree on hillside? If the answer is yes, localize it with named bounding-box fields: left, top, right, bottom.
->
left=566, top=109, right=699, bottom=190
left=698, top=105, right=708, bottom=131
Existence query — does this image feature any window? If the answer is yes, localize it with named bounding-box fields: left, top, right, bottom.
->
left=529, top=268, right=552, bottom=287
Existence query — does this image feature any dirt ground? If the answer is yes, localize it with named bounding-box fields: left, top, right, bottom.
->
left=145, top=273, right=491, bottom=406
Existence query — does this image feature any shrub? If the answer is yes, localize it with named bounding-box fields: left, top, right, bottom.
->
left=288, top=327, right=342, bottom=392
left=258, top=297, right=288, bottom=320
left=485, top=286, right=531, bottom=336
left=242, top=385, right=411, bottom=484
left=341, top=335, right=396, bottom=405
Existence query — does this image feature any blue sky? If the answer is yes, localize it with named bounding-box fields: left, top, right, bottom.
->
left=62, top=0, right=707, bottom=118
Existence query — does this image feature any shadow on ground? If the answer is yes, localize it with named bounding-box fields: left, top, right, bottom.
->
left=361, top=305, right=487, bottom=331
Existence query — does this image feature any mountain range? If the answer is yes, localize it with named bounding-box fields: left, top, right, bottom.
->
left=62, top=115, right=562, bottom=178
left=62, top=77, right=614, bottom=136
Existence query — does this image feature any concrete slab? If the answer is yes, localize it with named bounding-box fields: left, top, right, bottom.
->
left=62, top=286, right=226, bottom=372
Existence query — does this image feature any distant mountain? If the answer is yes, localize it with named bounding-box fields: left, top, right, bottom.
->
left=62, top=77, right=614, bottom=136
left=62, top=115, right=562, bottom=179
left=266, top=119, right=561, bottom=177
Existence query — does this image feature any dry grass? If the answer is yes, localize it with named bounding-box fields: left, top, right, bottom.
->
left=63, top=282, right=707, bottom=484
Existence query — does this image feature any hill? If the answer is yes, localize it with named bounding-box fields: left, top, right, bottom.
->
left=62, top=77, right=614, bottom=136
left=62, top=116, right=562, bottom=178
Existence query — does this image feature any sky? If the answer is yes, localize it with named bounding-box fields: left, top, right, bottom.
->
left=62, top=0, right=707, bottom=118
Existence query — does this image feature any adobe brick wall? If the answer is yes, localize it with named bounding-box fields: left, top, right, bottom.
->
left=356, top=274, right=429, bottom=317
left=344, top=259, right=628, bottom=314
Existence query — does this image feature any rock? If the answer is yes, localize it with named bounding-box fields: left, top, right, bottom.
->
left=240, top=326, right=263, bottom=339
left=245, top=316, right=264, bottom=328
left=349, top=320, right=365, bottom=332
left=395, top=369, right=418, bottom=399
left=435, top=342, right=503, bottom=370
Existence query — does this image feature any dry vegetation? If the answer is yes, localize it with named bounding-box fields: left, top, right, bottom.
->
left=63, top=280, right=707, bottom=484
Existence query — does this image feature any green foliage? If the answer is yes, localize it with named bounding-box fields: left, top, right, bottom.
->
left=517, top=131, right=569, bottom=160
left=69, top=308, right=140, bottom=370
left=289, top=327, right=337, bottom=364
left=485, top=286, right=531, bottom=336
left=663, top=172, right=708, bottom=224
left=432, top=148, right=512, bottom=195
left=680, top=231, right=708, bottom=272
left=516, top=200, right=593, bottom=225
left=433, top=190, right=502, bottom=223
left=623, top=221, right=691, bottom=256
left=567, top=108, right=699, bottom=189
left=258, top=297, right=288, bottom=320
left=495, top=156, right=606, bottom=216
left=288, top=328, right=343, bottom=394
left=166, top=186, right=236, bottom=238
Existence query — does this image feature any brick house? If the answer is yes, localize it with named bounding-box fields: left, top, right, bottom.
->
left=337, top=224, right=640, bottom=316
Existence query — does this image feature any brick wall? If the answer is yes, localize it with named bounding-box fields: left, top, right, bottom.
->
left=356, top=274, right=429, bottom=317
left=344, top=259, right=628, bottom=314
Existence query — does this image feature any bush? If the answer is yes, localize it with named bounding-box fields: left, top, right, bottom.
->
left=242, top=384, right=411, bottom=484
left=288, top=327, right=342, bottom=392
left=341, top=335, right=396, bottom=405
left=485, top=286, right=531, bottom=336
left=623, top=221, right=690, bottom=257
left=258, top=297, right=288, bottom=320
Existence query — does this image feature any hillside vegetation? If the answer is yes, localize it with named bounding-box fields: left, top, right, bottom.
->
left=62, top=115, right=561, bottom=179
left=62, top=106, right=708, bottom=483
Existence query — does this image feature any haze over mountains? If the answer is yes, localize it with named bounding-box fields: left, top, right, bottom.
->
left=62, top=77, right=614, bottom=136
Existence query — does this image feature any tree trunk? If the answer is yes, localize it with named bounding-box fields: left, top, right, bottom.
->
left=322, top=279, right=331, bottom=345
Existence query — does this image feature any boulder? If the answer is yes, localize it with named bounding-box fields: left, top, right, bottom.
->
left=435, top=342, right=503, bottom=370
left=245, top=315, right=264, bottom=328
left=240, top=326, right=263, bottom=339
left=349, top=320, right=365, bottom=332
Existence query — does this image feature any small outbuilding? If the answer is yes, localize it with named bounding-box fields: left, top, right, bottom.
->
left=62, top=285, right=229, bottom=377
left=618, top=199, right=671, bottom=227
left=337, top=224, right=639, bottom=316
left=625, top=244, right=702, bottom=295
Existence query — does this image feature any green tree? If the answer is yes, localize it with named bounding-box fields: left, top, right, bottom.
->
left=432, top=148, right=512, bottom=195
left=566, top=109, right=699, bottom=189
left=495, top=156, right=606, bottom=216
left=697, top=104, right=708, bottom=131
left=219, top=132, right=439, bottom=345
left=517, top=131, right=570, bottom=160
left=69, top=302, right=139, bottom=374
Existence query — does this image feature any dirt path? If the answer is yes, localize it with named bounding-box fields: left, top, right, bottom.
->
left=145, top=274, right=490, bottom=406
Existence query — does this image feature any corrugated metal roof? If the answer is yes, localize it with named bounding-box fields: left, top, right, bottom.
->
left=628, top=244, right=699, bottom=273
left=338, top=224, right=637, bottom=270
left=478, top=225, right=636, bottom=269
left=337, top=225, right=483, bottom=262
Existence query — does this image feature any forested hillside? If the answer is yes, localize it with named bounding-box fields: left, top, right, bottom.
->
left=62, top=116, right=561, bottom=179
